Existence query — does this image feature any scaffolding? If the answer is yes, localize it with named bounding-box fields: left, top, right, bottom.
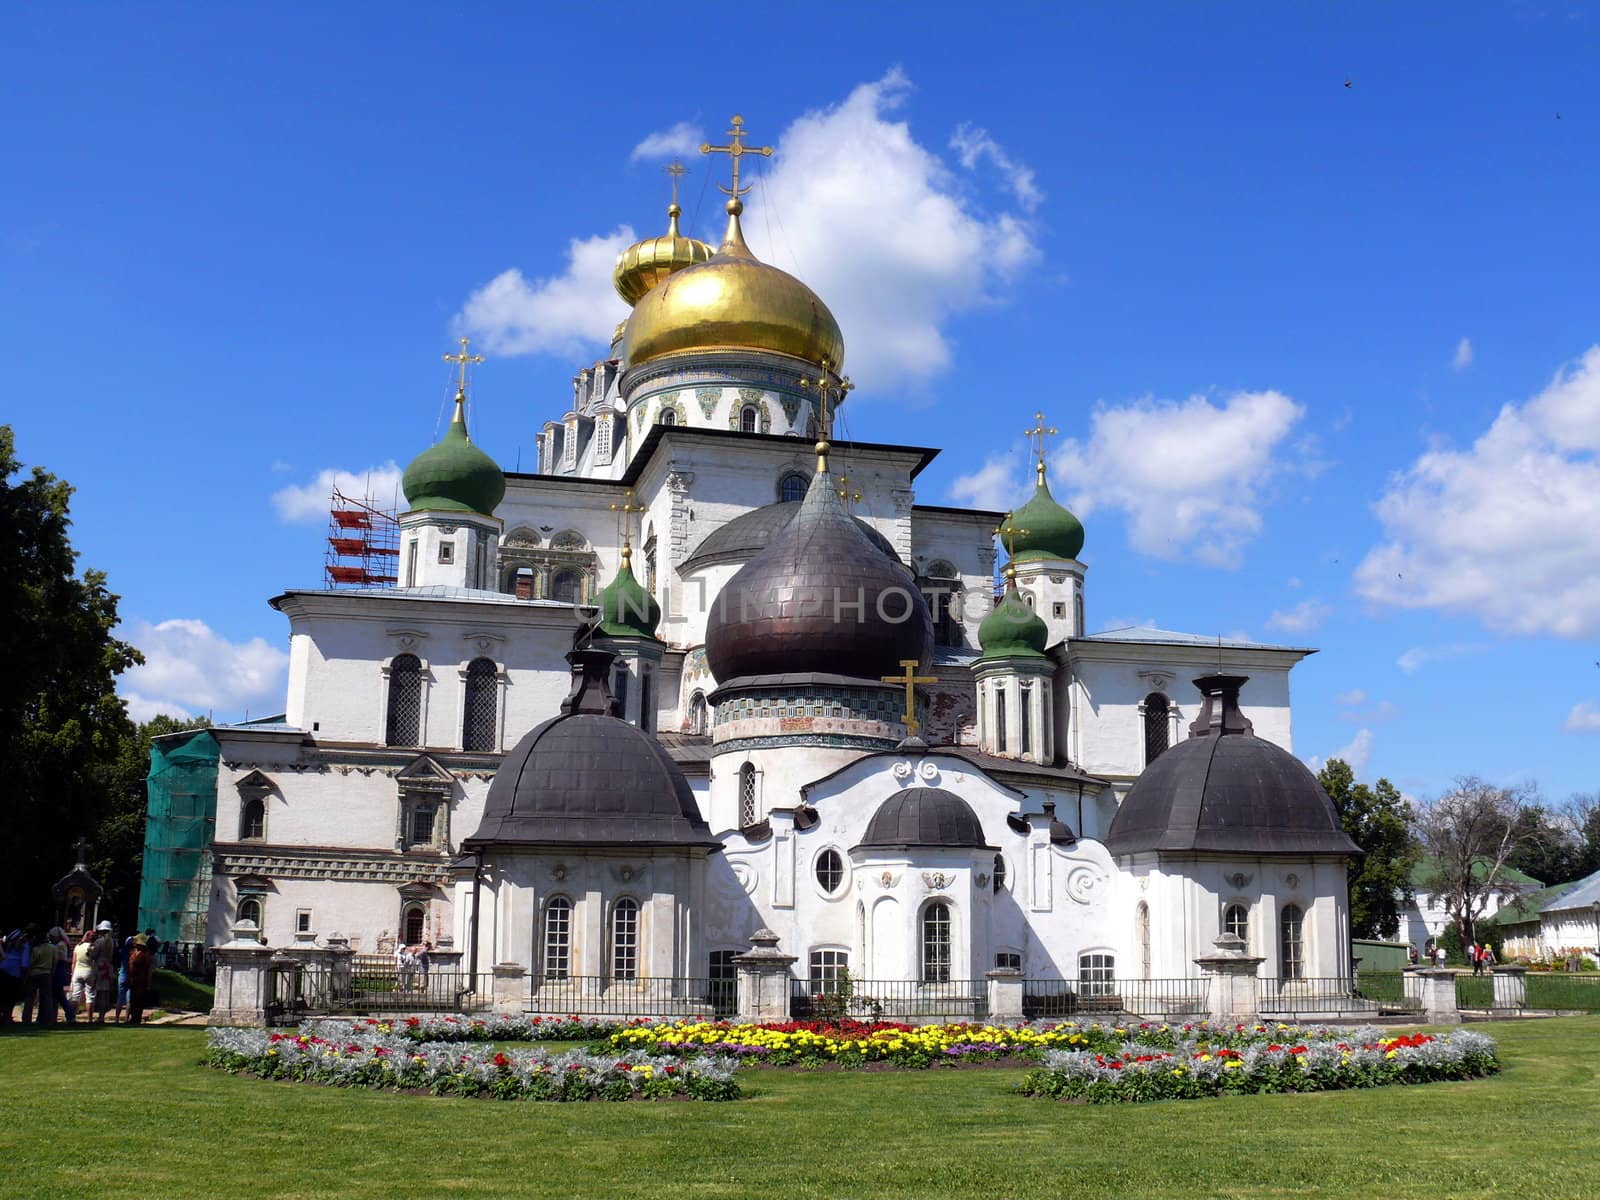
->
left=136, top=729, right=219, bottom=947
left=324, top=486, right=400, bottom=588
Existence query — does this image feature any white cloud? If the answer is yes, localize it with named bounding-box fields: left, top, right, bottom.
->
left=272, top=462, right=404, bottom=524
left=120, top=619, right=289, bottom=724
left=1307, top=727, right=1374, bottom=777
left=453, top=228, right=635, bottom=359
left=1356, top=346, right=1600, bottom=637
left=1396, top=643, right=1485, bottom=674
left=1452, top=336, right=1474, bottom=370
left=1267, top=598, right=1331, bottom=633
left=1051, top=389, right=1306, bottom=567
left=1565, top=701, right=1600, bottom=732
left=949, top=455, right=1029, bottom=512
left=1334, top=688, right=1367, bottom=707
left=631, top=121, right=703, bottom=162
left=455, top=69, right=1040, bottom=389
left=949, top=123, right=1043, bottom=212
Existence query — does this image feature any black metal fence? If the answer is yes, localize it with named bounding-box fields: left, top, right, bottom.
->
left=1258, top=974, right=1422, bottom=1016
left=524, top=976, right=728, bottom=1019
left=1020, top=977, right=1209, bottom=1020
left=790, top=978, right=989, bottom=1023
left=264, top=958, right=491, bottom=1023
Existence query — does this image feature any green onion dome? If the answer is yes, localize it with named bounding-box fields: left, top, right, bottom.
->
left=978, top=583, right=1048, bottom=660
left=401, top=390, right=506, bottom=517
left=595, top=551, right=661, bottom=639
left=1000, top=471, right=1084, bottom=562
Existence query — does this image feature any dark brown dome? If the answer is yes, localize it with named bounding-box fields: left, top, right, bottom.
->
left=704, top=470, right=931, bottom=682
left=856, top=788, right=991, bottom=850
left=682, top=500, right=900, bottom=573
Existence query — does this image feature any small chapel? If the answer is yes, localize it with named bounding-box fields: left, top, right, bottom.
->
left=157, top=116, right=1360, bottom=1003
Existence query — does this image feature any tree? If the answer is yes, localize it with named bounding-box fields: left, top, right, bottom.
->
left=1318, top=758, right=1420, bottom=939
left=1417, top=776, right=1540, bottom=947
left=1504, top=804, right=1582, bottom=887
left=0, top=425, right=142, bottom=923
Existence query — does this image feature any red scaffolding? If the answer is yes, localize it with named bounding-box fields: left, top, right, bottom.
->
left=324, top=487, right=400, bottom=588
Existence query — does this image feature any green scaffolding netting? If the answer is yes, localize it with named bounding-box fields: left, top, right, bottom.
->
left=136, top=730, right=219, bottom=945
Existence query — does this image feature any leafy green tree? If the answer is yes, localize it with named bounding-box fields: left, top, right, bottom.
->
left=1505, top=804, right=1581, bottom=887
left=1318, top=758, right=1421, bottom=939
left=0, top=425, right=142, bottom=923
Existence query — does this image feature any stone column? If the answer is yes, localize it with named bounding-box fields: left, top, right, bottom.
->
left=733, top=929, right=797, bottom=1024
left=986, top=967, right=1024, bottom=1022
left=208, top=921, right=276, bottom=1027
left=1492, top=965, right=1527, bottom=1010
left=1194, top=933, right=1266, bottom=1023
left=492, top=962, right=526, bottom=1018
left=1408, top=966, right=1461, bottom=1025
left=324, top=933, right=355, bottom=1007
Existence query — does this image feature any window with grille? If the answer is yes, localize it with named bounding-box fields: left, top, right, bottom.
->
left=595, top=412, right=613, bottom=464
left=994, top=951, right=1022, bottom=971
left=296, top=909, right=312, bottom=934
left=779, top=472, right=808, bottom=502
left=739, top=763, right=757, bottom=828
left=410, top=803, right=436, bottom=847
left=1079, top=952, right=1116, bottom=998
left=462, top=657, right=498, bottom=751
left=995, top=689, right=1007, bottom=753
left=1143, top=692, right=1170, bottom=764
left=809, top=948, right=849, bottom=993
left=1020, top=681, right=1033, bottom=754
left=240, top=798, right=265, bottom=840
left=610, top=898, right=639, bottom=981
left=1136, top=903, right=1151, bottom=979
left=403, top=904, right=425, bottom=946
left=993, top=853, right=1006, bottom=894
left=922, top=902, right=952, bottom=983
left=1223, top=903, right=1250, bottom=947
left=1280, top=904, right=1305, bottom=981
left=552, top=571, right=582, bottom=605
left=740, top=405, right=758, bottom=433
left=709, top=949, right=737, bottom=1015
left=543, top=897, right=571, bottom=980
left=238, top=896, right=263, bottom=935
left=815, top=849, right=845, bottom=895
left=688, top=692, right=708, bottom=735
left=385, top=654, right=422, bottom=747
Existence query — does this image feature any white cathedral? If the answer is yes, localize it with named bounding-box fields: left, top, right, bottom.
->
left=193, top=131, right=1359, bottom=999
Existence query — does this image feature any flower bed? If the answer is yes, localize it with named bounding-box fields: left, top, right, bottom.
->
left=1020, top=1028, right=1499, bottom=1103
left=205, top=1025, right=740, bottom=1101
left=316, top=1015, right=643, bottom=1043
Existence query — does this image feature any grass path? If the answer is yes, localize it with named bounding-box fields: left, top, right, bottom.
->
left=1, top=1017, right=1595, bottom=1199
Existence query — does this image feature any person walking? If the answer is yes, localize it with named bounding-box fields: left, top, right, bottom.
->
left=88, top=921, right=117, bottom=1023
left=68, top=930, right=95, bottom=1019
left=23, top=927, right=58, bottom=1025
left=125, top=934, right=155, bottom=1025
left=0, top=927, right=30, bottom=1026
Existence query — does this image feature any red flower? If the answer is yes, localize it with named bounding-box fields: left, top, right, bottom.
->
left=492, top=1052, right=511, bottom=1068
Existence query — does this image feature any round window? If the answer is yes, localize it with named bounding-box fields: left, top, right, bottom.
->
left=815, top=848, right=845, bottom=895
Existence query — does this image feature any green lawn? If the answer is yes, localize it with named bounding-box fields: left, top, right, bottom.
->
left=1, top=1017, right=1596, bottom=1200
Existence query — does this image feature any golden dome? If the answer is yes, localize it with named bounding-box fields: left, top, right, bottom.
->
left=612, top=204, right=715, bottom=306
left=622, top=200, right=845, bottom=372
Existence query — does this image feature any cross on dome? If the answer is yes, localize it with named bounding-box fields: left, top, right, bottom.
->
left=1024, top=411, right=1058, bottom=482
left=443, top=336, right=484, bottom=395
left=609, top=488, right=648, bottom=565
left=881, top=659, right=938, bottom=738
left=700, top=114, right=774, bottom=202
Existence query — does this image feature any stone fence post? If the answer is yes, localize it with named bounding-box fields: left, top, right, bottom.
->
left=492, top=962, right=526, bottom=1018
left=1194, top=933, right=1265, bottom=1024
left=1492, top=965, right=1528, bottom=1010
left=733, top=929, right=798, bottom=1024
left=208, top=921, right=275, bottom=1027
left=1406, top=966, right=1461, bottom=1024
left=986, top=968, right=1024, bottom=1022
left=324, top=933, right=354, bottom=1005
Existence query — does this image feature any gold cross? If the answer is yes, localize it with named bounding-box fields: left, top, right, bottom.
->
left=992, top=512, right=1030, bottom=582
left=798, top=357, right=854, bottom=469
left=442, top=337, right=484, bottom=393
left=837, top=473, right=863, bottom=508
left=1024, top=411, right=1058, bottom=479
left=664, top=160, right=687, bottom=207
left=609, top=489, right=648, bottom=564
left=700, top=114, right=773, bottom=200
left=882, top=658, right=938, bottom=738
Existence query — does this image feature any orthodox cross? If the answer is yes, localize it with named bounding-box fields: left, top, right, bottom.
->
left=882, top=659, right=938, bottom=738
left=798, top=358, right=854, bottom=469
left=837, top=472, right=863, bottom=509
left=664, top=160, right=688, bottom=206
left=609, top=489, right=648, bottom=565
left=700, top=114, right=773, bottom=200
left=992, top=513, right=1030, bottom=582
left=443, top=337, right=484, bottom=394
left=1024, top=411, right=1057, bottom=481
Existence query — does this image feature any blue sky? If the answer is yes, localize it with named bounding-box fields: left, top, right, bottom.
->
left=4, top=3, right=1599, bottom=802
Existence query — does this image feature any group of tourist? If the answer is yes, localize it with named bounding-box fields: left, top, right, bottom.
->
left=395, top=941, right=433, bottom=993
left=1468, top=942, right=1498, bottom=975
left=0, top=922, right=163, bottom=1027
left=1410, top=941, right=1499, bottom=971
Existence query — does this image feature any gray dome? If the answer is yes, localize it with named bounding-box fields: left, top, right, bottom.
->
left=856, top=788, right=990, bottom=851
left=464, top=650, right=717, bottom=849
left=683, top=499, right=899, bottom=573
left=1104, top=675, right=1361, bottom=858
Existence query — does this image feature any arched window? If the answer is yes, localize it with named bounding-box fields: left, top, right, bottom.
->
left=739, top=763, right=757, bottom=828
left=740, top=405, right=758, bottom=433
left=1142, top=692, right=1170, bottom=764
left=993, top=852, right=1006, bottom=894
left=612, top=665, right=629, bottom=716
left=462, top=657, right=498, bottom=751
left=687, top=692, right=708, bottom=735
left=659, top=409, right=677, bottom=427
left=1280, top=904, right=1305, bottom=980
left=1223, top=903, right=1250, bottom=947
left=551, top=571, right=583, bottom=604
left=610, top=898, right=639, bottom=981
left=1020, top=681, right=1034, bottom=755
left=385, top=654, right=422, bottom=747
left=542, top=897, right=571, bottom=981
left=779, top=472, right=808, bottom=503
left=639, top=669, right=653, bottom=733
left=1136, top=903, right=1151, bottom=980
left=237, top=896, right=263, bottom=934
left=402, top=904, right=425, bottom=946
left=925, top=561, right=961, bottom=646
left=995, top=687, right=1007, bottom=753
left=921, top=901, right=952, bottom=983
left=815, top=849, right=845, bottom=895
left=240, top=798, right=265, bottom=840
